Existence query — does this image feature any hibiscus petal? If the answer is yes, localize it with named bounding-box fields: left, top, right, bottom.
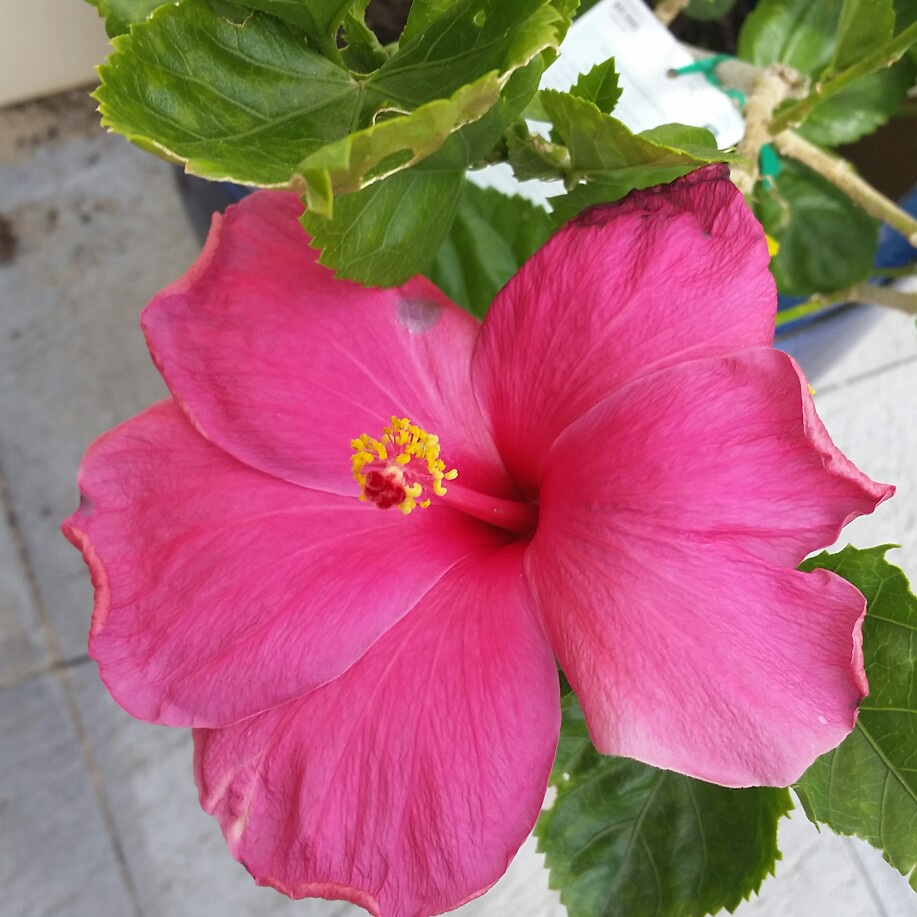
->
left=142, top=190, right=512, bottom=499
left=195, top=546, right=559, bottom=917
left=528, top=350, right=892, bottom=787
left=473, top=164, right=777, bottom=490
left=531, top=534, right=868, bottom=787
left=63, top=401, right=505, bottom=728
left=545, top=349, right=891, bottom=568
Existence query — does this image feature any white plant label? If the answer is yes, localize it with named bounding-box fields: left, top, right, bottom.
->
left=470, top=0, right=745, bottom=204
left=542, top=0, right=745, bottom=147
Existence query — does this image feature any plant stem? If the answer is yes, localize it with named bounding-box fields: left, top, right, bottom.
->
left=769, top=21, right=917, bottom=134
left=775, top=283, right=917, bottom=328
left=774, top=130, right=917, bottom=246
left=851, top=284, right=917, bottom=314
left=774, top=299, right=841, bottom=328
left=872, top=265, right=917, bottom=279
left=655, top=0, right=691, bottom=27
left=731, top=66, right=803, bottom=196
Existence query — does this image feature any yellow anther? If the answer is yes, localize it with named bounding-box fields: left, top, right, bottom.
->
left=350, top=416, right=458, bottom=514
left=765, top=233, right=780, bottom=257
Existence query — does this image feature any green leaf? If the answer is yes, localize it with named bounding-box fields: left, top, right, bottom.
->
left=796, top=546, right=917, bottom=891
left=573, top=0, right=603, bottom=17
left=895, top=0, right=917, bottom=30
left=548, top=170, right=696, bottom=223
left=798, top=58, right=916, bottom=146
left=738, top=0, right=912, bottom=145
left=302, top=169, right=465, bottom=285
left=428, top=57, right=546, bottom=171
left=505, top=123, right=569, bottom=181
left=685, top=0, right=738, bottom=21
left=541, top=92, right=726, bottom=221
left=401, top=0, right=459, bottom=43
left=738, top=0, right=841, bottom=75
left=569, top=59, right=621, bottom=115
left=296, top=73, right=502, bottom=215
left=298, top=0, right=561, bottom=221
left=834, top=0, right=896, bottom=71
left=223, top=0, right=356, bottom=49
left=339, top=5, right=390, bottom=73
left=537, top=695, right=793, bottom=917
left=541, top=92, right=725, bottom=180
left=754, top=155, right=879, bottom=296
left=96, top=0, right=568, bottom=189
left=96, top=0, right=366, bottom=186
left=374, top=0, right=569, bottom=108
left=87, top=0, right=170, bottom=36
left=424, top=180, right=554, bottom=316
left=296, top=1, right=565, bottom=268
left=638, top=123, right=722, bottom=157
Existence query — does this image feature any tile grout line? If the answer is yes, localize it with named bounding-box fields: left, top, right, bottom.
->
left=0, top=653, right=91, bottom=692
left=840, top=838, right=890, bottom=917
left=0, top=460, right=144, bottom=917
left=815, top=352, right=917, bottom=397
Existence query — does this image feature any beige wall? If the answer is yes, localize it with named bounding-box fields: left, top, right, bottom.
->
left=0, top=1, right=112, bottom=107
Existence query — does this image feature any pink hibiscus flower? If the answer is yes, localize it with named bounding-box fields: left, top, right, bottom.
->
left=64, top=164, right=891, bottom=917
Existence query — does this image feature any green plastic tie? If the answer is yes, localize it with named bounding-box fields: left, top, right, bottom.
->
left=669, top=54, right=746, bottom=107
left=670, top=54, right=732, bottom=80
left=759, top=143, right=782, bottom=188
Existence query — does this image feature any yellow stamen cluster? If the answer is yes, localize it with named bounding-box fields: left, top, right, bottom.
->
left=351, top=416, right=458, bottom=514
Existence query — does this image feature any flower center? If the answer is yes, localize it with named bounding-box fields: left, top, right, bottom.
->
left=351, top=417, right=458, bottom=514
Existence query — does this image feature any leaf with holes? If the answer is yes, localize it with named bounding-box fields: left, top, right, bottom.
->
left=427, top=57, right=546, bottom=172
left=96, top=0, right=367, bottom=186
left=370, top=0, right=569, bottom=111
left=401, top=0, right=459, bottom=43
left=795, top=546, right=917, bottom=892
left=296, top=73, right=502, bottom=216
left=95, top=0, right=570, bottom=189
left=223, top=0, right=357, bottom=51
left=536, top=695, right=792, bottom=917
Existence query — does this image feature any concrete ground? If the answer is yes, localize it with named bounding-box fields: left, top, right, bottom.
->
left=1, top=88, right=914, bottom=917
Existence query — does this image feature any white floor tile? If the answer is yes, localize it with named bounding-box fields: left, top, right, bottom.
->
left=0, top=673, right=136, bottom=916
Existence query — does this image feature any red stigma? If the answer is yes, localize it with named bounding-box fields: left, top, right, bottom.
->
left=364, top=469, right=407, bottom=510
left=364, top=470, right=386, bottom=495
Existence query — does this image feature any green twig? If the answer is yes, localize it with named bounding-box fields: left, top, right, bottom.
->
left=871, top=265, right=917, bottom=279
left=774, top=130, right=917, bottom=246
left=731, top=66, right=804, bottom=196
left=654, top=0, right=691, bottom=26
left=775, top=283, right=917, bottom=329
left=775, top=299, right=841, bottom=329
left=769, top=21, right=917, bottom=134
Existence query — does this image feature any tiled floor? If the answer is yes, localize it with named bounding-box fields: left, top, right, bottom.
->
left=1, top=89, right=914, bottom=917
